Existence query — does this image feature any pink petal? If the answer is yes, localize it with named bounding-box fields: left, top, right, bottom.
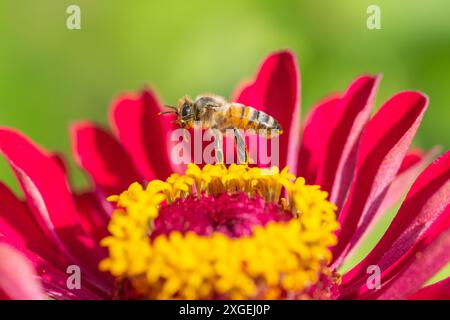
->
left=375, top=218, right=450, bottom=300
left=71, top=122, right=141, bottom=195
left=371, top=147, right=439, bottom=222
left=0, top=238, right=105, bottom=300
left=50, top=152, right=68, bottom=175
left=342, top=147, right=439, bottom=264
left=398, top=148, right=427, bottom=174
left=318, top=75, right=380, bottom=206
left=340, top=151, right=450, bottom=299
left=110, top=89, right=180, bottom=180
left=0, top=182, right=68, bottom=269
left=0, top=243, right=46, bottom=300
left=408, top=277, right=450, bottom=300
left=74, top=192, right=109, bottom=243
left=0, top=128, right=109, bottom=287
left=331, top=92, right=428, bottom=267
left=297, top=94, right=340, bottom=183
left=234, top=50, right=300, bottom=172
left=376, top=148, right=439, bottom=217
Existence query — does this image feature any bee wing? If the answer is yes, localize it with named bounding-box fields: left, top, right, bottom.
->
left=212, top=129, right=224, bottom=164
left=234, top=128, right=248, bottom=164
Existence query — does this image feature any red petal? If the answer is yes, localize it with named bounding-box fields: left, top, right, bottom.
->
left=0, top=243, right=46, bottom=300
left=340, top=151, right=450, bottom=299
left=408, top=277, right=450, bottom=300
left=375, top=148, right=439, bottom=217
left=342, top=147, right=439, bottom=264
left=74, top=192, right=109, bottom=243
left=319, top=75, right=380, bottom=207
left=50, top=152, right=68, bottom=175
left=234, top=50, right=300, bottom=172
left=375, top=219, right=450, bottom=299
left=297, top=94, right=340, bottom=183
left=0, top=237, right=104, bottom=300
left=398, top=148, right=426, bottom=174
left=110, top=89, right=179, bottom=181
left=0, top=128, right=108, bottom=285
left=0, top=182, right=68, bottom=269
left=71, top=122, right=141, bottom=195
left=332, top=91, right=428, bottom=267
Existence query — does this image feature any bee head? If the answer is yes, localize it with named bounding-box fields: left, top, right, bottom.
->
left=159, top=96, right=195, bottom=128
left=174, top=96, right=195, bottom=128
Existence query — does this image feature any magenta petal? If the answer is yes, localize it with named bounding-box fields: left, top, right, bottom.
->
left=399, top=148, right=427, bottom=174
left=297, top=94, right=340, bottom=183
left=371, top=147, right=439, bottom=224
left=0, top=238, right=104, bottom=300
left=35, top=252, right=105, bottom=300
left=340, top=151, right=450, bottom=299
left=0, top=182, right=68, bottom=269
left=110, top=89, right=180, bottom=181
left=375, top=221, right=450, bottom=300
left=74, top=192, right=109, bottom=243
left=342, top=148, right=439, bottom=263
left=318, top=75, right=379, bottom=206
left=0, top=128, right=108, bottom=284
left=408, top=277, right=450, bottom=300
left=50, top=152, right=68, bottom=175
left=71, top=122, right=141, bottom=194
left=332, top=91, right=428, bottom=267
left=0, top=243, right=46, bottom=300
left=234, top=50, right=300, bottom=172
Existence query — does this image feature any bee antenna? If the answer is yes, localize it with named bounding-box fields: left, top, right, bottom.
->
left=158, top=111, right=176, bottom=116
left=159, top=104, right=178, bottom=116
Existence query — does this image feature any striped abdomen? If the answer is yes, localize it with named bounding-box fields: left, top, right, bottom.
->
left=219, top=104, right=282, bottom=137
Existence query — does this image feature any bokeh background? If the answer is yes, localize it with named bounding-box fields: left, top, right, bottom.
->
left=1, top=0, right=449, bottom=285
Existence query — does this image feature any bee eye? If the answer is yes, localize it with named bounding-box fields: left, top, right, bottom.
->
left=181, top=104, right=191, bottom=117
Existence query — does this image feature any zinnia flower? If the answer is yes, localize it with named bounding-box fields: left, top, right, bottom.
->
left=0, top=50, right=449, bottom=300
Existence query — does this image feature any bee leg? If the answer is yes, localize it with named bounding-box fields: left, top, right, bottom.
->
left=234, top=128, right=248, bottom=164
left=213, top=129, right=224, bottom=164
left=183, top=129, right=191, bottom=144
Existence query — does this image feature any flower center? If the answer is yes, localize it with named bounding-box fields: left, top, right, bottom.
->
left=99, top=164, right=340, bottom=299
left=153, top=192, right=292, bottom=238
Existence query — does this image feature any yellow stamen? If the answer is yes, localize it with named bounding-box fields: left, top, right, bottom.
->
left=100, top=164, right=339, bottom=299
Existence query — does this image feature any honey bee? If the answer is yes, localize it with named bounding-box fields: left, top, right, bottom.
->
left=160, top=94, right=282, bottom=163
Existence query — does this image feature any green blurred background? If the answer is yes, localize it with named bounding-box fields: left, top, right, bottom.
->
left=0, top=0, right=449, bottom=285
